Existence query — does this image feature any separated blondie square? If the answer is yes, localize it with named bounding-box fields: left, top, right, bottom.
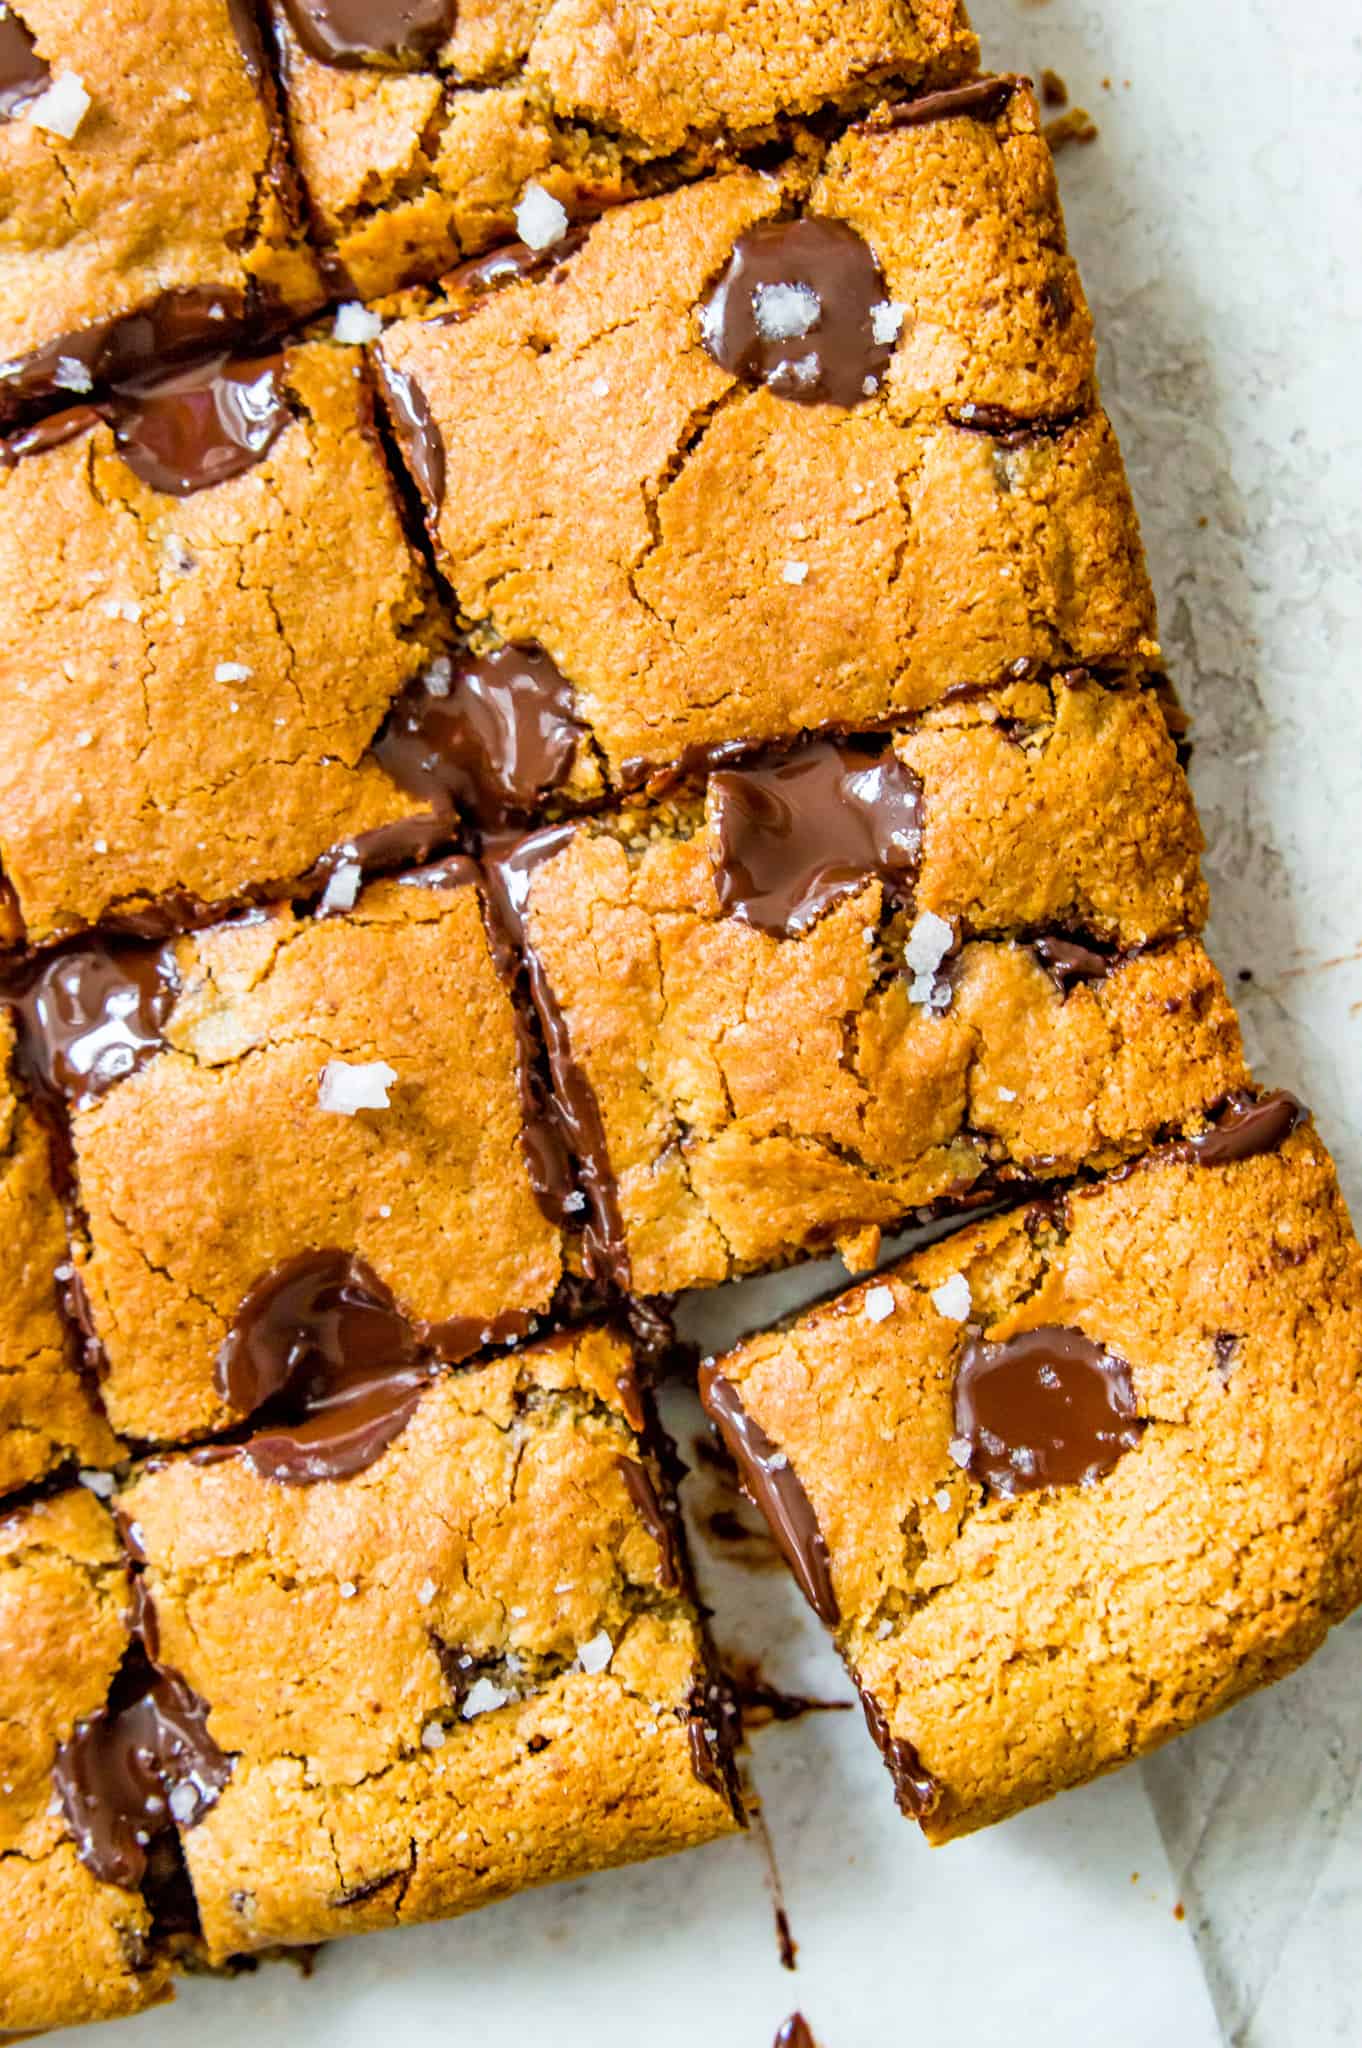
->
left=702, top=1109, right=1362, bottom=1840
left=377, top=80, right=1156, bottom=789
left=268, top=0, right=978, bottom=299
left=0, top=1489, right=170, bottom=2033
left=500, top=675, right=1247, bottom=1291
left=0, top=0, right=320, bottom=422
left=20, top=868, right=567, bottom=1443
left=0, top=1011, right=117, bottom=1494
left=0, top=339, right=442, bottom=948
left=118, top=1325, right=741, bottom=1959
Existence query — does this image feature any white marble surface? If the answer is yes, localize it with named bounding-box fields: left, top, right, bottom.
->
left=50, top=5, right=1361, bottom=2041
left=964, top=2, right=1362, bottom=2041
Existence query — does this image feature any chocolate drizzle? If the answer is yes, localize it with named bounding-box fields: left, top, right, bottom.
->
left=8, top=939, right=178, bottom=1111
left=107, top=354, right=290, bottom=496
left=857, top=1686, right=939, bottom=1821
left=953, top=1324, right=1144, bottom=1496
left=1177, top=1089, right=1306, bottom=1168
left=53, top=1635, right=232, bottom=1890
left=710, top=741, right=921, bottom=937
left=211, top=1251, right=441, bottom=1482
left=0, top=9, right=49, bottom=121
left=699, top=218, right=896, bottom=408
left=1032, top=934, right=1114, bottom=993
left=280, top=0, right=455, bottom=68
left=483, top=827, right=629, bottom=1285
left=376, top=645, right=586, bottom=825
left=698, top=1368, right=838, bottom=1623
left=616, top=1456, right=680, bottom=1589
left=774, top=2017, right=817, bottom=2048
left=885, top=76, right=1019, bottom=130
left=376, top=358, right=445, bottom=510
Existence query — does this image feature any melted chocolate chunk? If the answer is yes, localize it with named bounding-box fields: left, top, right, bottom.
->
left=1178, top=1089, right=1306, bottom=1168
left=1, top=405, right=101, bottom=467
left=774, top=2017, right=817, bottom=2048
left=885, top=76, right=1019, bottom=130
left=953, top=1324, right=1143, bottom=1497
left=483, top=828, right=628, bottom=1285
left=0, top=289, right=253, bottom=421
left=377, top=358, right=445, bottom=509
left=280, top=0, right=454, bottom=67
left=108, top=353, right=290, bottom=496
left=376, top=645, right=585, bottom=825
left=0, top=7, right=49, bottom=120
left=698, top=218, right=896, bottom=408
left=698, top=1368, right=838, bottom=1623
left=857, top=1686, right=939, bottom=1821
left=443, top=231, right=587, bottom=304
left=212, top=1251, right=438, bottom=1483
left=710, top=741, right=921, bottom=938
left=1032, top=934, right=1113, bottom=993
left=10, top=939, right=177, bottom=1111
left=616, top=1456, right=680, bottom=1589
left=53, top=1654, right=232, bottom=1890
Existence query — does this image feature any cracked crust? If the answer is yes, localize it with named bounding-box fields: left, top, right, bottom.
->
left=120, top=1326, right=740, bottom=1959
left=71, top=873, right=564, bottom=1442
left=0, top=1488, right=167, bottom=2032
left=0, top=0, right=320, bottom=413
left=519, top=678, right=1239, bottom=1290
left=0, top=1012, right=119, bottom=1494
left=714, top=1126, right=1362, bottom=1841
left=379, top=105, right=1155, bottom=777
left=0, top=342, right=440, bottom=947
left=273, top=0, right=978, bottom=298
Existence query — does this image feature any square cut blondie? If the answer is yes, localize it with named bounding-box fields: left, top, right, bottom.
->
left=0, top=0, right=319, bottom=423
left=377, top=82, right=1156, bottom=788
left=28, top=869, right=567, bottom=1443
left=702, top=1109, right=1362, bottom=1840
left=0, top=1488, right=170, bottom=2033
left=0, top=1011, right=118, bottom=1494
left=504, top=676, right=1247, bottom=1291
left=268, top=0, right=978, bottom=300
left=118, top=1326, right=741, bottom=1960
left=0, top=340, right=441, bottom=948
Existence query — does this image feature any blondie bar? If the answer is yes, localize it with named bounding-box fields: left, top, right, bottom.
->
left=702, top=1110, right=1362, bottom=1839
left=0, top=1011, right=117, bottom=1494
left=29, top=870, right=566, bottom=1443
left=0, top=340, right=441, bottom=948
left=377, top=81, right=1155, bottom=788
left=119, top=1326, right=740, bottom=1957
left=499, top=676, right=1246, bottom=1290
left=0, top=1489, right=171, bottom=2031
left=0, top=0, right=319, bottom=423
left=268, top=0, right=977, bottom=299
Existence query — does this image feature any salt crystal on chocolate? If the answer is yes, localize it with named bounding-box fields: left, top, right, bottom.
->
left=462, top=1677, right=509, bottom=1718
left=752, top=281, right=820, bottom=341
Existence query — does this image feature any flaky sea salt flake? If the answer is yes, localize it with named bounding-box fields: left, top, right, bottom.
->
left=333, top=302, right=383, bottom=345
left=781, top=560, right=809, bottom=584
left=863, top=1284, right=896, bottom=1324
left=25, top=71, right=90, bottom=139
left=931, top=1272, right=972, bottom=1323
left=870, top=300, right=906, bottom=346
left=462, top=1677, right=510, bottom=1718
left=318, top=1059, right=398, bottom=1115
left=319, top=860, right=362, bottom=915
left=577, top=1630, right=613, bottom=1675
left=515, top=180, right=568, bottom=250
left=421, top=1720, right=446, bottom=1750
left=53, top=355, right=93, bottom=392
left=752, top=281, right=820, bottom=341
